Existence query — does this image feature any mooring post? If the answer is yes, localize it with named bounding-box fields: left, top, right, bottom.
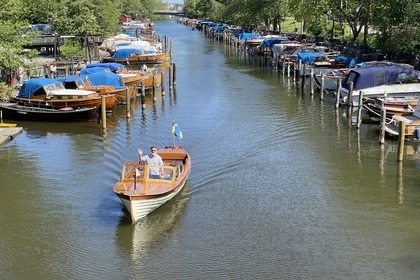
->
left=296, top=60, right=301, bottom=84
left=320, top=73, right=325, bottom=100
left=301, top=64, right=306, bottom=89
left=141, top=81, right=146, bottom=109
left=126, top=88, right=130, bottom=118
left=173, top=63, right=176, bottom=85
left=397, top=120, right=406, bottom=161
left=379, top=102, right=386, bottom=144
left=152, top=75, right=156, bottom=101
left=161, top=72, right=165, bottom=96
left=310, top=69, right=314, bottom=95
left=347, top=82, right=354, bottom=107
left=169, top=63, right=173, bottom=90
left=335, top=78, right=342, bottom=108
left=356, top=91, right=364, bottom=128
left=101, top=95, right=106, bottom=129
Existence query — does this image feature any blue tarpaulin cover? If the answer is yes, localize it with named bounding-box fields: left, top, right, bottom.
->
left=111, top=47, right=156, bottom=59
left=82, top=72, right=125, bottom=89
left=87, top=63, right=126, bottom=73
left=342, top=65, right=420, bottom=90
left=79, top=67, right=110, bottom=75
left=332, top=56, right=360, bottom=68
left=238, top=32, right=259, bottom=40
left=18, top=78, right=56, bottom=98
left=297, top=52, right=326, bottom=64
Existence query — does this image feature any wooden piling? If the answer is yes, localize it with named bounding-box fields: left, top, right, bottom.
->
left=301, top=64, right=306, bottom=89
left=397, top=120, right=406, bottom=161
left=310, top=69, right=314, bottom=95
left=101, top=95, right=106, bottom=129
left=173, top=63, right=176, bottom=85
left=379, top=103, right=386, bottom=144
left=161, top=72, right=165, bottom=96
left=152, top=75, right=156, bottom=101
left=335, top=78, right=342, bottom=108
left=141, top=81, right=146, bottom=109
left=320, top=73, right=325, bottom=100
left=296, top=60, right=301, bottom=83
left=169, top=63, right=173, bottom=90
left=126, top=88, right=130, bottom=118
left=347, top=82, right=354, bottom=107
left=356, top=91, right=364, bottom=128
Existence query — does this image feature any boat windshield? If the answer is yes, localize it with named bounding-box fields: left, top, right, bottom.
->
left=146, top=165, right=175, bottom=181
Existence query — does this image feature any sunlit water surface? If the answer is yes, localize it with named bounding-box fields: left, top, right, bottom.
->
left=0, top=20, right=419, bottom=279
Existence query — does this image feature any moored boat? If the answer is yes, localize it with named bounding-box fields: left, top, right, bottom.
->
left=384, top=98, right=420, bottom=140
left=0, top=101, right=99, bottom=122
left=14, top=78, right=102, bottom=108
left=363, top=96, right=418, bottom=122
left=339, top=64, right=420, bottom=106
left=59, top=75, right=118, bottom=111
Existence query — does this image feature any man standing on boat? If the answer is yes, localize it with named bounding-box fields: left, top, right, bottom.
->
left=138, top=146, right=164, bottom=179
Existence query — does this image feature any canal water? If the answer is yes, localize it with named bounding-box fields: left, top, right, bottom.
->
left=1, top=20, right=419, bottom=279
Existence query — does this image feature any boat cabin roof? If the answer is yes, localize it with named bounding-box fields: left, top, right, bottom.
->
left=342, top=65, right=420, bottom=90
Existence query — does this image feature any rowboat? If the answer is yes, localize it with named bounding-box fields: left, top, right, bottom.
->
left=0, top=101, right=99, bottom=122
left=384, top=98, right=420, bottom=141
left=113, top=144, right=191, bottom=223
left=363, top=96, right=418, bottom=122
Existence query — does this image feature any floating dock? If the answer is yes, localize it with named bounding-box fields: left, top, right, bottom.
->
left=0, top=126, right=23, bottom=146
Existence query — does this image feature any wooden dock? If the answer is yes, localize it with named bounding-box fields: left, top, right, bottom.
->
left=0, top=126, right=23, bottom=146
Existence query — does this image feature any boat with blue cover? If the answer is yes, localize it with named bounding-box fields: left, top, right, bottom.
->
left=13, top=78, right=102, bottom=108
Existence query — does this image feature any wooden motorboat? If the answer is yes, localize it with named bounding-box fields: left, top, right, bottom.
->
left=363, top=97, right=418, bottom=122
left=14, top=78, right=102, bottom=108
left=0, top=101, right=99, bottom=122
left=101, top=44, right=170, bottom=66
left=60, top=75, right=118, bottom=111
left=385, top=98, right=420, bottom=140
left=113, top=145, right=191, bottom=223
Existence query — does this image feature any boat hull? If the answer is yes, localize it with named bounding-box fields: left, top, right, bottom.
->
left=113, top=145, right=191, bottom=223
left=116, top=177, right=187, bottom=222
left=0, top=102, right=99, bottom=122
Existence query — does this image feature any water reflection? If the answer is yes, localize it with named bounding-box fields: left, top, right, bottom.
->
left=115, top=186, right=189, bottom=255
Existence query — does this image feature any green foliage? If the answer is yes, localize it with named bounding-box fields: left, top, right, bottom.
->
left=0, top=82, right=17, bottom=101
left=59, top=39, right=85, bottom=60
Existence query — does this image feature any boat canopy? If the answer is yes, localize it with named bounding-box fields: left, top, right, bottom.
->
left=297, top=52, right=326, bottom=64
left=332, top=56, right=360, bottom=68
left=342, top=65, right=420, bottom=90
left=82, top=72, right=125, bottom=89
left=18, top=78, right=57, bottom=98
left=87, top=63, right=126, bottom=73
left=238, top=32, right=259, bottom=41
left=111, top=46, right=157, bottom=58
left=79, top=67, right=111, bottom=75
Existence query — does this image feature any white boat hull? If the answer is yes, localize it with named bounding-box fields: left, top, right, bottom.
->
left=118, top=179, right=187, bottom=222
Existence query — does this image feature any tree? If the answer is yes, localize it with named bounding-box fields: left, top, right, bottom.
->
left=0, top=0, right=38, bottom=85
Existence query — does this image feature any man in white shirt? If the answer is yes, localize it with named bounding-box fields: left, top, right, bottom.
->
left=138, top=146, right=164, bottom=179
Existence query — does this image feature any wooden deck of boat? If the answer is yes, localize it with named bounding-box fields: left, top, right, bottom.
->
left=125, top=182, right=175, bottom=197
left=0, top=126, right=23, bottom=146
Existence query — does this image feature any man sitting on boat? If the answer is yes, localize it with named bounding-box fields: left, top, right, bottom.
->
left=138, top=146, right=164, bottom=179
